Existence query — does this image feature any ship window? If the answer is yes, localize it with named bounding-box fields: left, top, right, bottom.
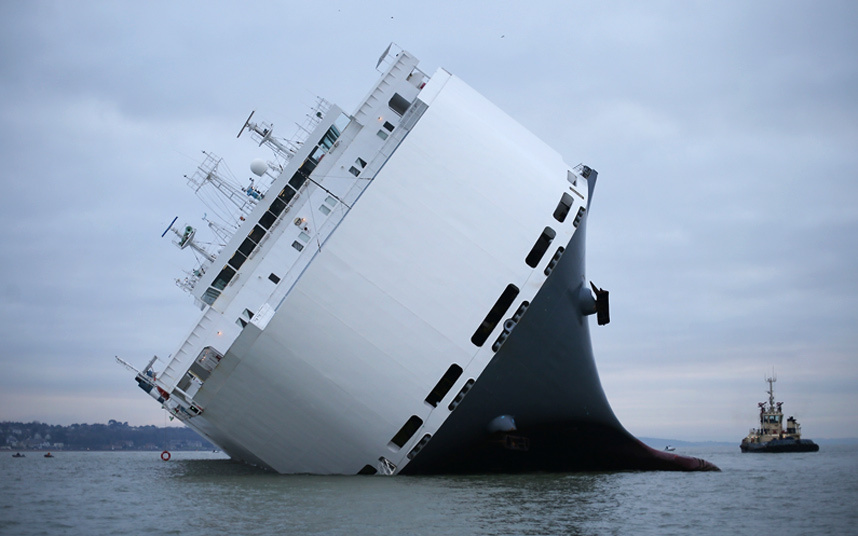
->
left=236, top=308, right=253, bottom=328
left=258, top=210, right=276, bottom=230
left=292, top=241, right=304, bottom=252
left=289, top=170, right=309, bottom=191
left=383, top=121, right=395, bottom=132
left=302, top=158, right=317, bottom=174
left=248, top=224, right=266, bottom=244
left=425, top=364, right=463, bottom=407
left=377, top=130, right=389, bottom=140
left=357, top=465, right=378, bottom=475
left=268, top=198, right=286, bottom=218
left=277, top=186, right=297, bottom=205
left=389, top=415, right=423, bottom=449
left=268, top=273, right=281, bottom=284
left=212, top=266, right=236, bottom=291
left=525, top=227, right=556, bottom=268
left=202, top=288, right=220, bottom=305
left=319, top=125, right=339, bottom=150
left=325, top=196, right=337, bottom=207
left=389, top=93, right=411, bottom=116
left=356, top=157, right=367, bottom=168
left=298, top=232, right=310, bottom=242
left=289, top=159, right=317, bottom=191
left=333, top=113, right=350, bottom=136
left=553, top=193, right=574, bottom=223
left=319, top=204, right=331, bottom=215
left=227, top=251, right=247, bottom=270
left=289, top=172, right=306, bottom=190
left=238, top=237, right=256, bottom=257
left=471, top=284, right=520, bottom=347
left=348, top=166, right=360, bottom=177
left=309, top=145, right=327, bottom=163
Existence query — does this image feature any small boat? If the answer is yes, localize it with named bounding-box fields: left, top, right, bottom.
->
left=12, top=452, right=25, bottom=458
left=740, top=375, right=819, bottom=453
left=44, top=452, right=54, bottom=458
left=664, top=445, right=675, bottom=452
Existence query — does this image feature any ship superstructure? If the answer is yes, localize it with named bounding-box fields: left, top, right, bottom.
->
left=130, top=44, right=718, bottom=474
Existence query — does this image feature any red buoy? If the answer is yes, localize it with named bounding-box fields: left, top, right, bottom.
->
left=161, top=450, right=171, bottom=461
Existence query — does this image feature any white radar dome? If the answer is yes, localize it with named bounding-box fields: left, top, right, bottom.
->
left=250, top=159, right=269, bottom=177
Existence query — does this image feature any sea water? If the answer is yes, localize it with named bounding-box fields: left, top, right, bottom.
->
left=2, top=445, right=856, bottom=535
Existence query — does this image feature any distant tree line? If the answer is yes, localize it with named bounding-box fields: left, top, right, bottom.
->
left=1, top=420, right=215, bottom=451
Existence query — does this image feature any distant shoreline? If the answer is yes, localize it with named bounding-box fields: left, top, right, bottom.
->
left=5, top=421, right=856, bottom=452
left=4, top=448, right=220, bottom=452
left=1, top=420, right=215, bottom=451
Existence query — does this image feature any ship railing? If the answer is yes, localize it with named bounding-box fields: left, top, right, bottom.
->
left=185, top=152, right=259, bottom=223
left=247, top=97, right=333, bottom=163
left=176, top=260, right=209, bottom=293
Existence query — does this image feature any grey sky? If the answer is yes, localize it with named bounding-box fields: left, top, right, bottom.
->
left=1, top=1, right=855, bottom=441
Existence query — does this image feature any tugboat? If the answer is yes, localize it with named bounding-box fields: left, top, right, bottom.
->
left=740, top=375, right=819, bottom=453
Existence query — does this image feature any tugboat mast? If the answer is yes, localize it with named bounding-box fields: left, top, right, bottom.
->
left=766, top=374, right=777, bottom=411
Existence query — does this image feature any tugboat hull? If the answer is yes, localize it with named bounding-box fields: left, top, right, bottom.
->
left=740, top=439, right=819, bottom=453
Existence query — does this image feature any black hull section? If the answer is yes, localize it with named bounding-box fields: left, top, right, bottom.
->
left=740, top=439, right=819, bottom=453
left=404, top=216, right=719, bottom=474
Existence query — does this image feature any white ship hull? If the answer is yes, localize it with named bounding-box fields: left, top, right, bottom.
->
left=135, top=46, right=717, bottom=474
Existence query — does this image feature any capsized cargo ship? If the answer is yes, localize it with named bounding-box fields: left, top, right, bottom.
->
left=128, top=44, right=718, bottom=474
